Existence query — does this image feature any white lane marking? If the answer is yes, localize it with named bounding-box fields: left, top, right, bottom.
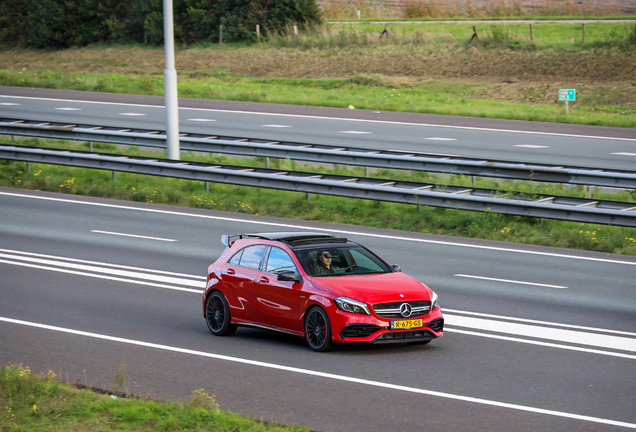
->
left=261, top=124, right=292, bottom=128
left=0, top=248, right=206, bottom=280
left=188, top=118, right=217, bottom=122
left=445, top=314, right=636, bottom=354
left=0, top=258, right=201, bottom=293
left=454, top=274, right=567, bottom=289
left=0, top=102, right=20, bottom=106
left=1, top=317, right=635, bottom=429
left=447, top=328, right=636, bottom=361
left=611, top=152, right=636, bottom=156
left=340, top=130, right=371, bottom=134
left=2, top=191, right=636, bottom=267
left=424, top=137, right=457, bottom=141
left=0, top=253, right=203, bottom=289
left=55, top=107, right=82, bottom=111
left=443, top=308, right=636, bottom=337
left=119, top=112, right=146, bottom=116
left=2, top=94, right=636, bottom=142
left=515, top=145, right=550, bottom=149
left=91, top=230, right=176, bottom=242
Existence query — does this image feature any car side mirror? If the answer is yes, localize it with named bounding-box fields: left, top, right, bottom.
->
left=277, top=270, right=300, bottom=282
left=391, top=264, right=402, bottom=272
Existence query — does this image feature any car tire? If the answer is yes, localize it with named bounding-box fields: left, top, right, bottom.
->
left=304, top=307, right=335, bottom=352
left=205, top=291, right=237, bottom=336
left=407, top=340, right=431, bottom=346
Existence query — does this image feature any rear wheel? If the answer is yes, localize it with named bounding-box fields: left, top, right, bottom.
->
left=205, top=292, right=237, bottom=336
left=304, top=307, right=334, bottom=352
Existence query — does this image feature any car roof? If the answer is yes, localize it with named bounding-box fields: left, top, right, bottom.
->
left=231, top=232, right=349, bottom=246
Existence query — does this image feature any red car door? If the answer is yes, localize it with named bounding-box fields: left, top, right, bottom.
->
left=221, top=245, right=267, bottom=323
left=254, top=246, right=304, bottom=332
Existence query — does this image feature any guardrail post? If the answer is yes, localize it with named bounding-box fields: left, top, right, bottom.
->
left=586, top=185, right=592, bottom=198
left=89, top=141, right=93, bottom=152
left=112, top=171, right=116, bottom=181
left=205, top=181, right=209, bottom=193
left=265, top=157, right=270, bottom=168
left=365, top=166, right=369, bottom=177
left=471, top=176, right=476, bottom=187
left=26, top=162, right=30, bottom=172
left=306, top=192, right=310, bottom=201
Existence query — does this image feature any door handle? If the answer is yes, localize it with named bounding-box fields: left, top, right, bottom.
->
left=227, top=268, right=235, bottom=275
left=259, top=277, right=269, bottom=283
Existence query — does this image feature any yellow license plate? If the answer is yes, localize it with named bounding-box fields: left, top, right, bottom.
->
left=391, top=319, right=423, bottom=329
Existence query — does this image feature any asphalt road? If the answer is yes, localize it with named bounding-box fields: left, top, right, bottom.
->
left=1, top=86, right=636, bottom=171
left=1, top=187, right=635, bottom=432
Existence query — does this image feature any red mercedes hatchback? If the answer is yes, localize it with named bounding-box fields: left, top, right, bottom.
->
left=203, top=232, right=443, bottom=351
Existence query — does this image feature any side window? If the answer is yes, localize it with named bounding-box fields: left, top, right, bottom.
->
left=238, top=245, right=267, bottom=270
left=228, top=249, right=243, bottom=265
left=265, top=247, right=297, bottom=275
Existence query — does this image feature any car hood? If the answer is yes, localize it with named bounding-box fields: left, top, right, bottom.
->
left=309, top=272, right=432, bottom=304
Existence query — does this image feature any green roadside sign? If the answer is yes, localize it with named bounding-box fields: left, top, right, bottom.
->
left=559, top=89, right=576, bottom=101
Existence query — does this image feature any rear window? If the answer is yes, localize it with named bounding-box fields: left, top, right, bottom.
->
left=229, top=245, right=267, bottom=270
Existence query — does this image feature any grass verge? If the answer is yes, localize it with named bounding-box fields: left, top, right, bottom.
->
left=0, top=364, right=306, bottom=432
left=2, top=137, right=635, bottom=255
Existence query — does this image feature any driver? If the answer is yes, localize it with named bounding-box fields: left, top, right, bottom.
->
left=311, top=250, right=336, bottom=275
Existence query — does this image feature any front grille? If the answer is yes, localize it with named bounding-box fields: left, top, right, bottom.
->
left=340, top=324, right=381, bottom=338
left=373, top=300, right=431, bottom=318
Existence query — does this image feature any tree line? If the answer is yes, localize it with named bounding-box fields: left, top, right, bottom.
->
left=0, top=0, right=322, bottom=48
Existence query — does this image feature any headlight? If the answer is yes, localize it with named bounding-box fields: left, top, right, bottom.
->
left=334, top=297, right=370, bottom=315
left=431, top=291, right=439, bottom=310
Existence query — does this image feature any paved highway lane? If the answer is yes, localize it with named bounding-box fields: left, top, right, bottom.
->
left=1, top=187, right=636, bottom=431
left=1, top=87, right=636, bottom=171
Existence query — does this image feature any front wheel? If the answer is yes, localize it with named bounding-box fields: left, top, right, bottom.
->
left=205, top=292, right=237, bottom=336
left=304, top=307, right=335, bottom=352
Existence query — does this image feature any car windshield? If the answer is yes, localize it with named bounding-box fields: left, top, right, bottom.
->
left=293, top=245, right=392, bottom=277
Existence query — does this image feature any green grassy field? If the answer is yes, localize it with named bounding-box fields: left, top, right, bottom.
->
left=0, top=364, right=306, bottom=432
left=2, top=137, right=635, bottom=255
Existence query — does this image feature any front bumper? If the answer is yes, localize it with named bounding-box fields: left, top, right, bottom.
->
left=331, top=307, right=444, bottom=344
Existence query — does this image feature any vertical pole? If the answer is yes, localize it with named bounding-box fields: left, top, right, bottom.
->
left=365, top=166, right=369, bottom=177
left=219, top=25, right=223, bottom=44
left=306, top=192, right=310, bottom=201
left=26, top=162, right=30, bottom=172
left=529, top=23, right=533, bottom=41
left=89, top=141, right=93, bottom=152
left=256, top=24, right=260, bottom=41
left=265, top=157, right=270, bottom=169
left=566, top=100, right=569, bottom=115
left=112, top=171, right=116, bottom=181
left=163, top=0, right=180, bottom=160
left=293, top=25, right=298, bottom=35
left=471, top=176, right=476, bottom=187
left=205, top=181, right=209, bottom=193
left=582, top=23, right=585, bottom=43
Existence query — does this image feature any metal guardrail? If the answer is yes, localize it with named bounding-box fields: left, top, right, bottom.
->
left=2, top=118, right=636, bottom=189
left=1, top=144, right=635, bottom=227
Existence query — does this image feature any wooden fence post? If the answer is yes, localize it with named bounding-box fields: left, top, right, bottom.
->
left=582, top=23, right=585, bottom=43
left=468, top=25, right=479, bottom=43
left=256, top=24, right=260, bottom=41
left=530, top=23, right=533, bottom=41
left=380, top=24, right=395, bottom=40
left=293, top=25, right=298, bottom=35
left=219, top=25, right=223, bottom=44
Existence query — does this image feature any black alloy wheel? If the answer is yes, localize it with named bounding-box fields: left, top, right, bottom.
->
left=205, top=292, right=237, bottom=336
left=304, top=307, right=334, bottom=352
